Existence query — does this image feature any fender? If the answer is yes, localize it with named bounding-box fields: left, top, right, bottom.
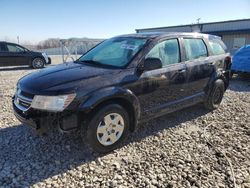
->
left=221, top=70, right=230, bottom=90
left=79, top=86, right=141, bottom=129
left=205, top=68, right=228, bottom=94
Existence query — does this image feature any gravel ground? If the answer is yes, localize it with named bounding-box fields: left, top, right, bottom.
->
left=0, top=65, right=249, bottom=188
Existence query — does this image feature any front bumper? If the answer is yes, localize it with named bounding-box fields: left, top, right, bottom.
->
left=46, top=57, right=52, bottom=64
left=12, top=97, right=78, bottom=133
left=13, top=104, right=38, bottom=129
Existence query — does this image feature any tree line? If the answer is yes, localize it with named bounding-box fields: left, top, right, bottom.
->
left=36, top=38, right=103, bottom=50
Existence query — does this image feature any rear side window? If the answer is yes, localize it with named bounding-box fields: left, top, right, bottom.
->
left=0, top=43, right=7, bottom=52
left=183, top=38, right=208, bottom=61
left=209, top=40, right=225, bottom=55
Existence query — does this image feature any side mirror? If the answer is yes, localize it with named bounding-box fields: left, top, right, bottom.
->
left=143, top=58, right=162, bottom=71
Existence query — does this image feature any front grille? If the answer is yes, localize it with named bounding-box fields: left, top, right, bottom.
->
left=14, top=89, right=33, bottom=111
left=18, top=98, right=31, bottom=108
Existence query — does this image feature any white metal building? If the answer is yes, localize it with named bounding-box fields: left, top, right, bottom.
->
left=136, top=19, right=250, bottom=54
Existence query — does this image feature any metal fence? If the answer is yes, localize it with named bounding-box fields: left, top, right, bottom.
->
left=37, top=39, right=102, bottom=63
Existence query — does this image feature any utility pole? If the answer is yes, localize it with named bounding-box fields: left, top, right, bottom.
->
left=17, top=36, right=19, bottom=44
left=196, top=18, right=203, bottom=32
left=197, top=18, right=201, bottom=24
left=60, top=40, right=64, bottom=63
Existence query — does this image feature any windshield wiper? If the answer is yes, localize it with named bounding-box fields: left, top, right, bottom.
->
left=78, top=59, right=104, bottom=66
left=75, top=59, right=120, bottom=69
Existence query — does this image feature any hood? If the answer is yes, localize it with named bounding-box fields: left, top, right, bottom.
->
left=28, top=50, right=42, bottom=55
left=19, top=62, right=118, bottom=94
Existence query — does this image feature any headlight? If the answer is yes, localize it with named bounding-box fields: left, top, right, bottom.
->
left=31, top=93, right=76, bottom=112
left=14, top=84, right=21, bottom=97
left=42, top=52, right=47, bottom=57
left=42, top=52, right=49, bottom=63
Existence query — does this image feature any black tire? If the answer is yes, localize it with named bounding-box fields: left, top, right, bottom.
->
left=83, top=104, right=130, bottom=153
left=229, top=70, right=234, bottom=79
left=204, top=79, right=225, bottom=110
left=32, top=57, right=45, bottom=69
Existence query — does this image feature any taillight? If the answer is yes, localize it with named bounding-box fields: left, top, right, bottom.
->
left=224, top=56, right=231, bottom=70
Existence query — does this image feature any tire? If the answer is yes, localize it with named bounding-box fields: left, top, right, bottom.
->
left=204, top=79, right=225, bottom=110
left=229, top=70, right=234, bottom=79
left=32, top=58, right=45, bottom=69
left=83, top=104, right=130, bottom=153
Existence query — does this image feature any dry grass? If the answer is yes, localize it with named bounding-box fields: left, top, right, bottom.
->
left=49, top=55, right=81, bottom=65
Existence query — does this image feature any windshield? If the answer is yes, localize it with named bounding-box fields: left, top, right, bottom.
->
left=78, top=37, right=147, bottom=68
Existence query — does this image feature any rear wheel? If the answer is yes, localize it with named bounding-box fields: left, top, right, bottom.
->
left=32, top=58, right=45, bottom=69
left=82, top=104, right=130, bottom=153
left=229, top=70, right=234, bottom=79
left=204, top=79, right=225, bottom=110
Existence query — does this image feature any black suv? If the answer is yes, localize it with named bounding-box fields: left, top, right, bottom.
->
left=13, top=32, right=231, bottom=153
left=0, top=41, right=51, bottom=68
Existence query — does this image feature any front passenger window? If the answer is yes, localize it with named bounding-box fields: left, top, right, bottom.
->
left=6, top=44, right=24, bottom=53
left=7, top=44, right=18, bottom=52
left=146, top=39, right=180, bottom=66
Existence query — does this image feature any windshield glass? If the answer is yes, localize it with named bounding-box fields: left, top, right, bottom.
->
left=78, top=37, right=147, bottom=68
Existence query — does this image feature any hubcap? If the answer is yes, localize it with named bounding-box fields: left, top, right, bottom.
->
left=34, top=59, right=43, bottom=67
left=96, top=113, right=124, bottom=146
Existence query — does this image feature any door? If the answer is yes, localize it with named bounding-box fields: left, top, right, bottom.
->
left=5, top=43, right=29, bottom=66
left=182, top=38, right=214, bottom=96
left=0, top=43, right=10, bottom=66
left=131, top=38, right=187, bottom=119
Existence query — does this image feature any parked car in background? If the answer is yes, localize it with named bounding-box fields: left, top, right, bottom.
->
left=0, top=41, right=51, bottom=68
left=13, top=32, right=231, bottom=153
left=231, top=45, right=250, bottom=75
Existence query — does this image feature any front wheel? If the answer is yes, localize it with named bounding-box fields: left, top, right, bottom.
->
left=204, top=79, right=225, bottom=110
left=32, top=58, right=45, bottom=69
left=82, top=104, right=130, bottom=153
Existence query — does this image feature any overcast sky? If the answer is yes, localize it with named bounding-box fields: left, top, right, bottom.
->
left=1, top=0, right=250, bottom=44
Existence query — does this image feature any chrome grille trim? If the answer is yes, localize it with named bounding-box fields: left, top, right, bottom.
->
left=14, top=89, right=33, bottom=112
left=17, top=95, right=32, bottom=103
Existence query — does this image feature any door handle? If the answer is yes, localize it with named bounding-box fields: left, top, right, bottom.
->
left=178, top=69, right=186, bottom=73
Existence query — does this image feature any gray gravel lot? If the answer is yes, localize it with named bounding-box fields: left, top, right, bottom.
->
left=0, top=64, right=249, bottom=188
